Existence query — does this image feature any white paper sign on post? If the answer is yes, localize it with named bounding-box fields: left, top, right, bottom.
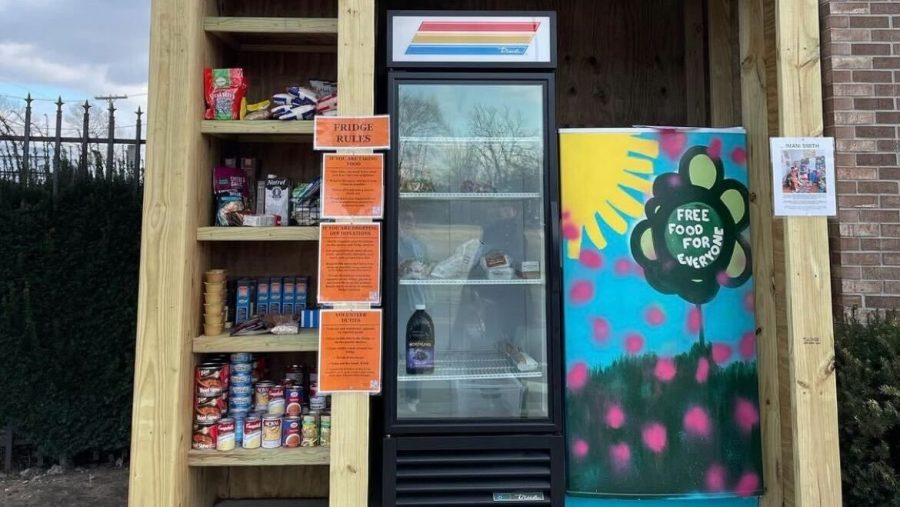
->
left=770, top=137, right=837, bottom=217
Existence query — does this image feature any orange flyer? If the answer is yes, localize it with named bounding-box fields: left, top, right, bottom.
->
left=313, top=115, right=390, bottom=150
left=318, top=223, right=382, bottom=304
left=317, top=309, right=382, bottom=393
left=322, top=154, right=384, bottom=219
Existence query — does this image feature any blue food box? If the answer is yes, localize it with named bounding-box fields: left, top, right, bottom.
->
left=235, top=279, right=252, bottom=324
left=299, top=309, right=320, bottom=328
left=295, top=276, right=308, bottom=310
left=282, top=277, right=297, bottom=316
left=256, top=278, right=270, bottom=317
left=269, top=277, right=283, bottom=315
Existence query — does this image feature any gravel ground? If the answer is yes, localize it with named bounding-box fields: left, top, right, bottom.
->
left=0, top=465, right=128, bottom=507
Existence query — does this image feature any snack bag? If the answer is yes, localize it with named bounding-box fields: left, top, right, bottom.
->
left=213, top=165, right=250, bottom=226
left=204, top=68, right=248, bottom=120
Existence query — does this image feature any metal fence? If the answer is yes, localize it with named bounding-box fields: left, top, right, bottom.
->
left=0, top=94, right=146, bottom=190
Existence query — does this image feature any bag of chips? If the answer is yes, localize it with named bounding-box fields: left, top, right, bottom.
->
left=204, top=68, right=247, bottom=120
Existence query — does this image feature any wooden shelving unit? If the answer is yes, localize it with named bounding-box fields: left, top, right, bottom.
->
left=193, top=331, right=318, bottom=353
left=188, top=447, right=330, bottom=467
left=200, top=120, right=314, bottom=143
left=204, top=17, right=338, bottom=53
left=197, top=226, right=319, bottom=242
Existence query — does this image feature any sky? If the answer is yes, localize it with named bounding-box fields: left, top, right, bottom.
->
left=0, top=0, right=150, bottom=134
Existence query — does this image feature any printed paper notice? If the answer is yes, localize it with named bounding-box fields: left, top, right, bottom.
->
left=322, top=154, right=384, bottom=219
left=318, top=309, right=382, bottom=393
left=318, top=223, right=381, bottom=304
left=313, top=115, right=390, bottom=150
left=770, top=137, right=836, bottom=216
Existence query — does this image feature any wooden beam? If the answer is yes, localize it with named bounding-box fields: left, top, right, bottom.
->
left=709, top=0, right=738, bottom=126
left=128, top=0, right=215, bottom=505
left=329, top=2, right=375, bottom=507
left=739, top=0, right=784, bottom=505
left=773, top=0, right=843, bottom=505
left=684, top=0, right=708, bottom=126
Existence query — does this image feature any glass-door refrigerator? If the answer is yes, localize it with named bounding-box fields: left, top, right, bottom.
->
left=382, top=11, right=563, bottom=507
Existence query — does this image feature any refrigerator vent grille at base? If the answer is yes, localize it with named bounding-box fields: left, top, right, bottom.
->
left=393, top=449, right=552, bottom=506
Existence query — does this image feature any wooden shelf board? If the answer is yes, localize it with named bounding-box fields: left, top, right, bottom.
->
left=194, top=332, right=318, bottom=353
left=205, top=17, right=338, bottom=50
left=201, top=120, right=314, bottom=139
left=197, top=227, right=319, bottom=242
left=188, top=447, right=330, bottom=467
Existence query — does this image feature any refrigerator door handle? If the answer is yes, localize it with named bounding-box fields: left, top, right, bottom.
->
left=550, top=200, right=561, bottom=294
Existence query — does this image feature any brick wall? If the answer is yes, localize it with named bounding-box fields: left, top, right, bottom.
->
left=821, top=0, right=900, bottom=311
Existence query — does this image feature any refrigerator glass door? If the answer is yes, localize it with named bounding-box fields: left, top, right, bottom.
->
left=395, top=81, right=549, bottom=421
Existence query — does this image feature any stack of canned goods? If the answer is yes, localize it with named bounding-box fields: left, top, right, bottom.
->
left=192, top=355, right=331, bottom=451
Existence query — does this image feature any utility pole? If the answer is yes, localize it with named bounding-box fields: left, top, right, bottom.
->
left=95, top=94, right=128, bottom=179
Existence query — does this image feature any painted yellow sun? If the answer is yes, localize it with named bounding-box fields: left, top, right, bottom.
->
left=559, top=132, right=659, bottom=258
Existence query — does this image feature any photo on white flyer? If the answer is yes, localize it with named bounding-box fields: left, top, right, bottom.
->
left=770, top=137, right=837, bottom=217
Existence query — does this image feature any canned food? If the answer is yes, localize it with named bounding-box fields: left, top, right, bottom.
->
left=195, top=394, right=227, bottom=423
left=282, top=416, right=302, bottom=448
left=242, top=416, right=262, bottom=449
left=231, top=362, right=253, bottom=375
left=216, top=418, right=236, bottom=451
left=285, top=386, right=304, bottom=417
left=267, top=385, right=285, bottom=416
left=195, top=362, right=228, bottom=396
left=319, top=415, right=331, bottom=448
left=230, top=394, right=253, bottom=410
left=231, top=372, right=252, bottom=386
left=310, top=372, right=318, bottom=397
left=192, top=422, right=217, bottom=450
left=232, top=414, right=245, bottom=445
left=285, top=364, right=305, bottom=384
left=255, top=381, right=274, bottom=409
left=230, top=352, right=252, bottom=363
left=230, top=383, right=253, bottom=397
left=262, top=415, right=282, bottom=449
left=301, top=415, right=318, bottom=447
left=310, top=394, right=327, bottom=412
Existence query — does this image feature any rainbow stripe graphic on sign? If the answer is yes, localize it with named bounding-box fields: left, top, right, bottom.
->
left=405, top=20, right=540, bottom=56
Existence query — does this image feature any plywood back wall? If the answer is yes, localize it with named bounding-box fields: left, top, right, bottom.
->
left=382, top=0, right=689, bottom=127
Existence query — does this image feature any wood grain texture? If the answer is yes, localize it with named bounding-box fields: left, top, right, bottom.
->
left=329, top=2, right=375, bottom=507
left=194, top=332, right=319, bottom=353
left=684, top=0, right=708, bottom=126
left=220, top=466, right=330, bottom=498
left=216, top=0, right=339, bottom=18
left=739, top=0, right=783, bottom=505
left=709, top=0, right=737, bottom=126
left=205, top=17, right=338, bottom=34
left=129, top=1, right=216, bottom=506
left=201, top=120, right=315, bottom=136
left=197, top=226, right=319, bottom=241
left=189, top=447, right=330, bottom=466
left=774, top=0, right=842, bottom=505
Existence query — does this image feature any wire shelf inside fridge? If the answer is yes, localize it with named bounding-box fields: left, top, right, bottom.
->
left=398, top=351, right=544, bottom=382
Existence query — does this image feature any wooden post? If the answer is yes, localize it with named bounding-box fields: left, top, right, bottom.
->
left=684, top=0, right=708, bottom=126
left=128, top=0, right=216, bottom=505
left=330, top=1, right=374, bottom=507
left=708, top=0, right=737, bottom=127
left=738, top=0, right=784, bottom=504
left=773, top=0, right=843, bottom=505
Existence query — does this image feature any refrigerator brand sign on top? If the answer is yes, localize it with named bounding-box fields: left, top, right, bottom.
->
left=390, top=14, right=554, bottom=65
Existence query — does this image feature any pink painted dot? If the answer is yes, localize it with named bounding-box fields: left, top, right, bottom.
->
left=654, top=357, right=677, bottom=382
left=683, top=406, right=712, bottom=438
left=716, top=271, right=730, bottom=285
left=739, top=332, right=757, bottom=360
left=562, top=222, right=580, bottom=241
left=624, top=333, right=645, bottom=355
left=569, top=280, right=594, bottom=304
left=708, top=138, right=723, bottom=159
left=567, top=362, right=588, bottom=391
left=687, top=307, right=702, bottom=334
left=735, top=472, right=761, bottom=497
left=605, top=404, right=625, bottom=429
left=732, top=146, right=748, bottom=165
left=735, top=398, right=760, bottom=433
left=562, top=209, right=571, bottom=220
left=579, top=249, right=604, bottom=269
left=609, top=443, right=631, bottom=470
left=645, top=306, right=665, bottom=326
left=743, top=291, right=755, bottom=312
left=592, top=318, right=611, bottom=344
left=695, top=357, right=710, bottom=383
left=659, top=128, right=687, bottom=160
left=642, top=422, right=667, bottom=453
left=712, top=343, right=733, bottom=365
left=705, top=464, right=727, bottom=492
left=614, top=258, right=631, bottom=275
left=571, top=438, right=589, bottom=459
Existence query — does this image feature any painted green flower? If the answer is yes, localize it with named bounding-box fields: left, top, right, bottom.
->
left=630, top=145, right=751, bottom=306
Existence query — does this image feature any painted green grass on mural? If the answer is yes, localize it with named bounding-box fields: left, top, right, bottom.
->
left=566, top=344, right=763, bottom=497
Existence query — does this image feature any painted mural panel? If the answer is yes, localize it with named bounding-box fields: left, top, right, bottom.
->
left=561, top=129, right=763, bottom=499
